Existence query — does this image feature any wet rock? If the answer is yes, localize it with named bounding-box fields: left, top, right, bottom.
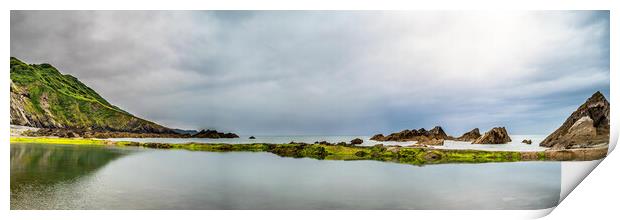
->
left=455, top=128, right=481, bottom=142
left=521, top=139, right=532, bottom=145
left=350, top=138, right=363, bottom=145
left=540, top=91, right=610, bottom=149
left=472, top=127, right=511, bottom=144
left=249, top=136, right=256, bottom=139
left=355, top=151, right=368, bottom=157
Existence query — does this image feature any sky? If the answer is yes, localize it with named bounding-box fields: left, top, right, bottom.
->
left=10, top=11, right=610, bottom=136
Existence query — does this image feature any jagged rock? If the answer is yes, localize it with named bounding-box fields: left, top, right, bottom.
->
left=350, top=138, right=363, bottom=145
left=472, top=127, right=511, bottom=144
left=540, top=92, right=610, bottom=149
left=427, top=126, right=449, bottom=139
left=370, top=126, right=448, bottom=142
left=249, top=136, right=256, bottom=139
left=521, top=139, right=532, bottom=145
left=455, top=128, right=481, bottom=142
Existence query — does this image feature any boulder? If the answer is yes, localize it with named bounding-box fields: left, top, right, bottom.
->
left=455, top=128, right=481, bottom=142
left=521, top=139, right=532, bottom=145
left=350, top=138, right=363, bottom=145
left=472, top=127, right=511, bottom=144
left=540, top=91, right=610, bottom=149
left=249, top=136, right=256, bottom=139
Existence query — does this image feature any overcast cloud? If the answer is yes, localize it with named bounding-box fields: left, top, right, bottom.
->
left=10, top=11, right=610, bottom=135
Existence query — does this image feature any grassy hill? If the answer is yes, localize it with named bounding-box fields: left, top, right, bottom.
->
left=10, top=57, right=174, bottom=133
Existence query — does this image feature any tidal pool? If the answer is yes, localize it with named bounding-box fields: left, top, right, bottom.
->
left=11, top=143, right=560, bottom=210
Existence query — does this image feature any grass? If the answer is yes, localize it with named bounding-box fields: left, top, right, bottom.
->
left=10, top=57, right=168, bottom=132
left=11, top=136, right=561, bottom=166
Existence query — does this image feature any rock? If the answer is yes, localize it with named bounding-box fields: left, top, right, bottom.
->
left=370, top=126, right=449, bottom=142
left=472, top=127, right=512, bottom=144
left=455, top=128, right=481, bottom=142
left=350, top=138, right=363, bottom=145
left=540, top=91, right=610, bottom=149
left=428, top=126, right=449, bottom=139
left=192, top=129, right=239, bottom=138
left=370, top=134, right=385, bottom=141
left=416, top=136, right=444, bottom=146
left=521, top=139, right=532, bottom=145
left=249, top=136, right=256, bottom=139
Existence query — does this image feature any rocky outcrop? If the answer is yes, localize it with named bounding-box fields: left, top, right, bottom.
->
left=472, top=127, right=511, bottom=144
left=416, top=136, right=444, bottom=146
left=192, top=129, right=239, bottom=138
left=350, top=138, right=363, bottom=145
left=370, top=126, right=448, bottom=142
left=540, top=91, right=610, bottom=149
left=521, top=139, right=532, bottom=145
left=455, top=128, right=481, bottom=142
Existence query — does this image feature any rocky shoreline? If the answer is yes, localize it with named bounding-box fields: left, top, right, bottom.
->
left=10, top=137, right=608, bottom=165
left=12, top=127, right=239, bottom=139
left=368, top=91, right=610, bottom=152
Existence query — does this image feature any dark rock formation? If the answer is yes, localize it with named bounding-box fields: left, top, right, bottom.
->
left=455, top=128, right=481, bottom=142
left=350, top=138, right=363, bottom=145
left=521, top=139, right=532, bottom=145
left=540, top=91, right=610, bottom=149
left=370, top=134, right=385, bottom=140
left=472, top=127, right=512, bottom=144
left=249, top=136, right=256, bottom=139
left=370, top=126, right=448, bottom=142
left=416, top=136, right=444, bottom=146
left=192, top=129, right=239, bottom=139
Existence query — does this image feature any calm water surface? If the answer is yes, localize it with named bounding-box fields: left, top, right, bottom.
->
left=11, top=143, right=560, bottom=210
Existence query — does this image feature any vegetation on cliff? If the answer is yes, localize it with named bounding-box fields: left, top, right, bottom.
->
left=10, top=57, right=174, bottom=133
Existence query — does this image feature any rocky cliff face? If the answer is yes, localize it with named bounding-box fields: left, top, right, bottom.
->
left=472, top=127, right=511, bottom=144
left=540, top=91, right=610, bottom=149
left=370, top=126, right=448, bottom=142
left=10, top=57, right=174, bottom=134
left=455, top=128, right=481, bottom=142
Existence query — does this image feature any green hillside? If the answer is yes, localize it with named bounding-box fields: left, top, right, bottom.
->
left=10, top=57, right=173, bottom=133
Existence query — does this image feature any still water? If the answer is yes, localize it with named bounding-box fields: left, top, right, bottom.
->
left=11, top=143, right=560, bottom=210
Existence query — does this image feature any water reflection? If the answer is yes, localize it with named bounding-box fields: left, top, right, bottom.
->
left=11, top=143, right=132, bottom=209
left=11, top=143, right=560, bottom=210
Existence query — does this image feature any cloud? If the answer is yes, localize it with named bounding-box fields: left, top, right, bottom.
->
left=10, top=11, right=610, bottom=135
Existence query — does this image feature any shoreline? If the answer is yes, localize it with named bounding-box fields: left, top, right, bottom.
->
left=10, top=136, right=608, bottom=166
